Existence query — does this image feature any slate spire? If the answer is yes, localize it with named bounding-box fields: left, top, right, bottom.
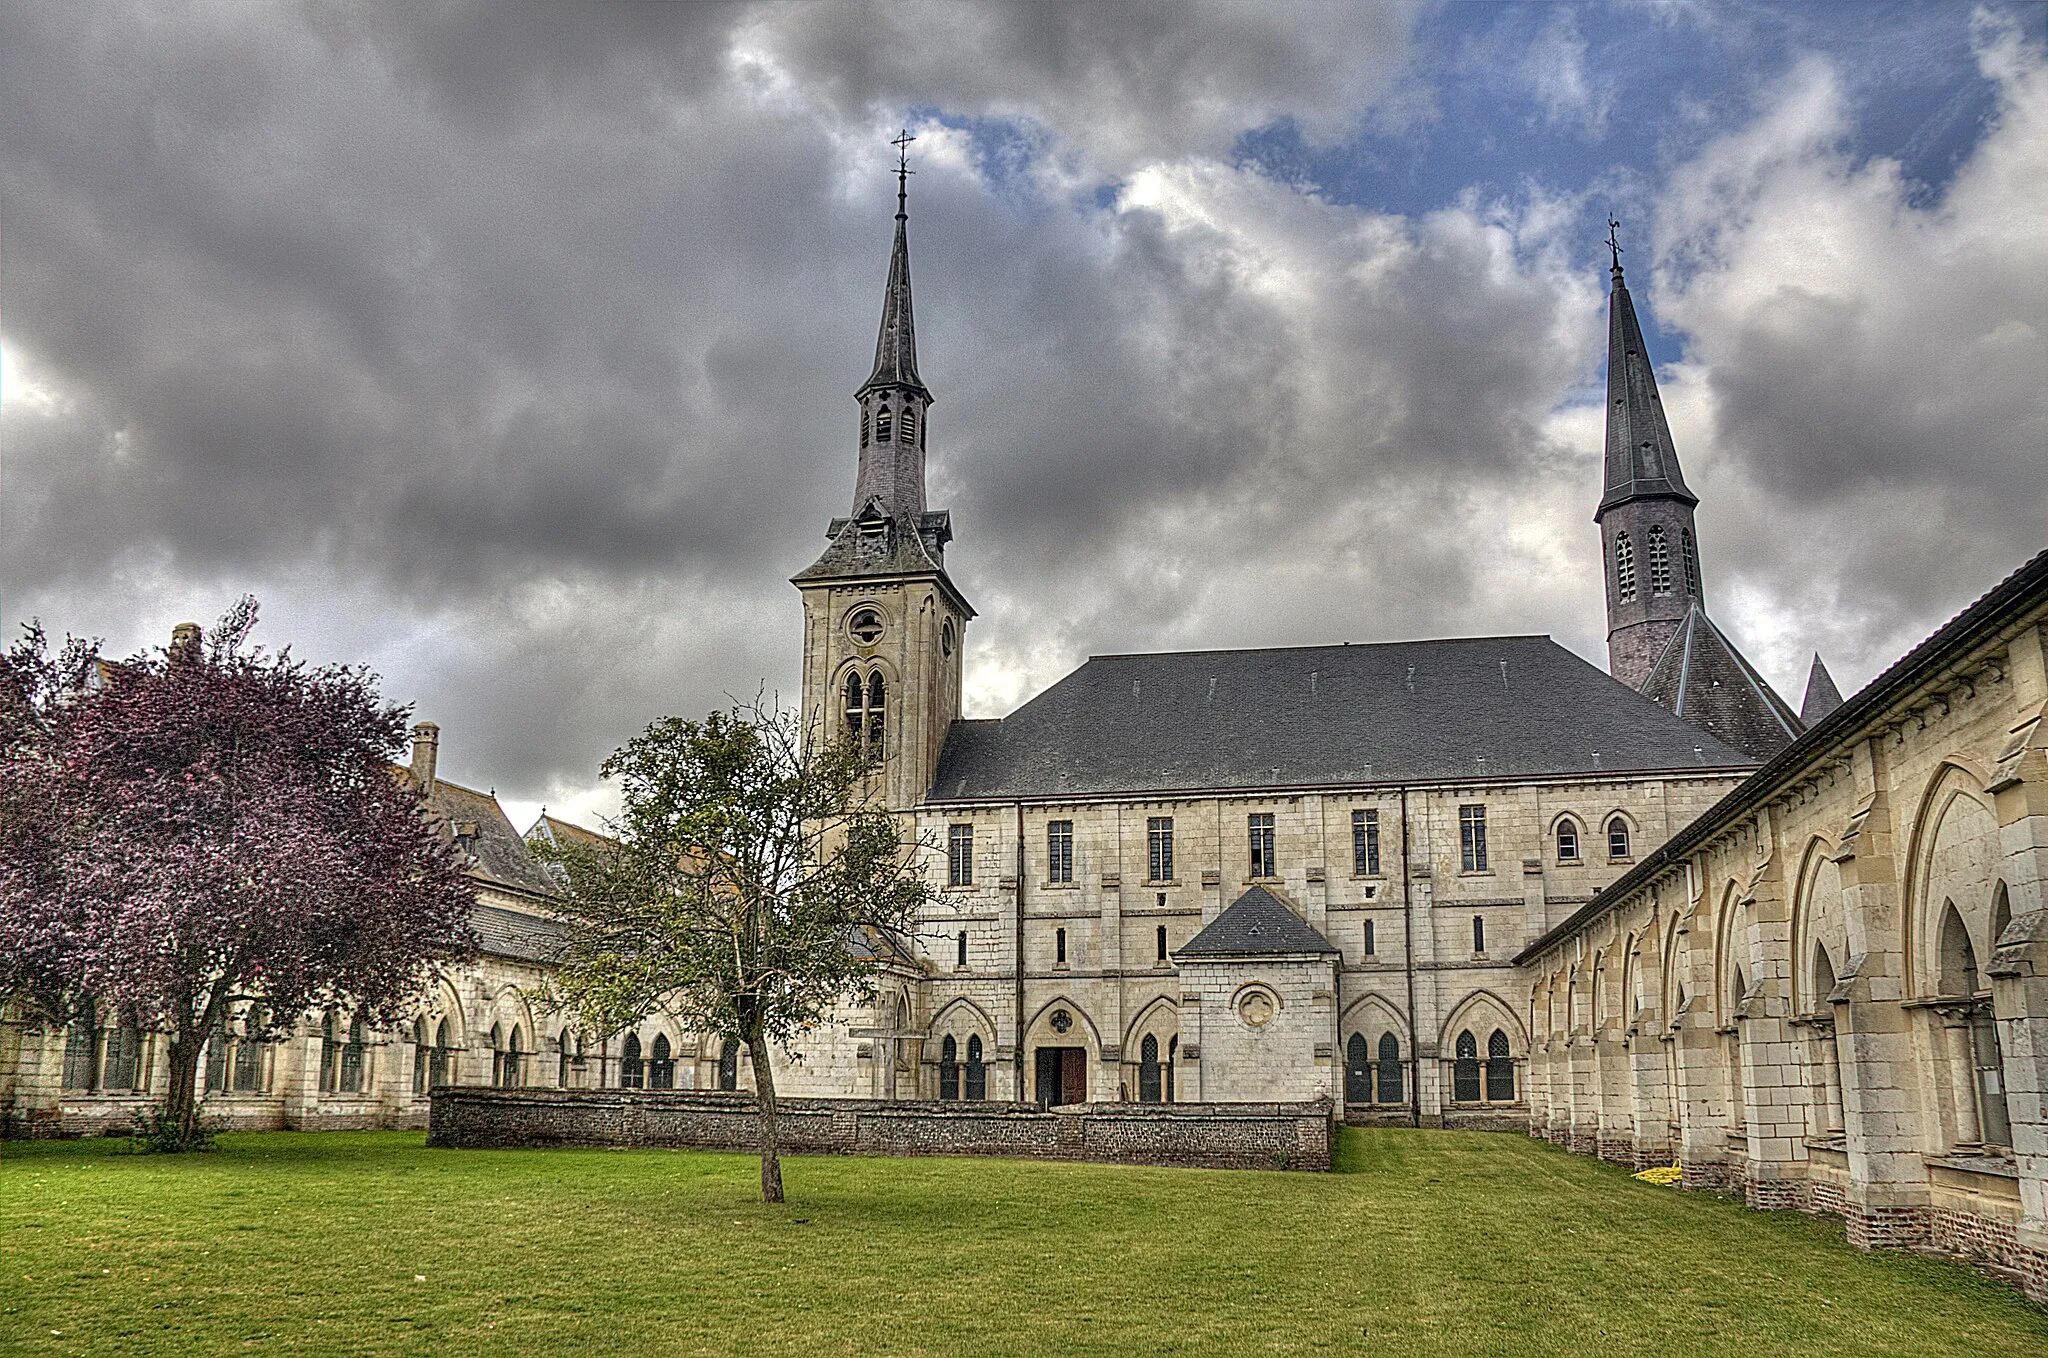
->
left=1600, top=245, right=1695, bottom=513
left=847, top=132, right=934, bottom=518
left=858, top=133, right=927, bottom=401
left=1800, top=653, right=1845, bottom=725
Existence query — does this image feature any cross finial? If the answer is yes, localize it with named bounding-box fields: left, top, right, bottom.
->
left=1606, top=218, right=1624, bottom=273
left=891, top=128, right=916, bottom=218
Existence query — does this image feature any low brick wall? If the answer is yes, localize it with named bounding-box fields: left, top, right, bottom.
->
left=429, top=1089, right=1333, bottom=1171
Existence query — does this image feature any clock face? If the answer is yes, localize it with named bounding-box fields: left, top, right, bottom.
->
left=847, top=607, right=885, bottom=647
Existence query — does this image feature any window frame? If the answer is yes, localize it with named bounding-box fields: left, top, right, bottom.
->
left=1147, top=816, right=1175, bottom=883
left=1459, top=804, right=1489, bottom=873
left=1607, top=816, right=1631, bottom=861
left=1555, top=817, right=1580, bottom=863
left=1248, top=812, right=1277, bottom=880
left=1046, top=819, right=1074, bottom=885
left=1352, top=807, right=1380, bottom=876
left=947, top=823, right=974, bottom=888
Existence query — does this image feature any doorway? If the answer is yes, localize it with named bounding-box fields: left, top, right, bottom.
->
left=1035, top=1047, right=1087, bottom=1106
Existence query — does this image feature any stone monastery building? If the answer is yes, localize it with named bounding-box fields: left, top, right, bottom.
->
left=5, top=168, right=2046, bottom=1299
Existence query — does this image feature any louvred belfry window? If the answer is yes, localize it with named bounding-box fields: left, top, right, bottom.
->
left=1648, top=524, right=1672, bottom=595
left=1615, top=533, right=1636, bottom=603
left=1682, top=529, right=1700, bottom=594
left=876, top=406, right=892, bottom=443
left=900, top=405, right=917, bottom=446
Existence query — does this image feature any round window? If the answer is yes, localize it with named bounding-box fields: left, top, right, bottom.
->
left=847, top=607, right=885, bottom=647
left=941, top=620, right=956, bottom=657
left=1236, top=988, right=1279, bottom=1029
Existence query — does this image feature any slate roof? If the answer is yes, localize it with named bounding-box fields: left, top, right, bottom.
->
left=1799, top=654, right=1846, bottom=725
left=1637, top=604, right=1804, bottom=761
left=929, top=634, right=1755, bottom=801
left=858, top=199, right=926, bottom=400
left=791, top=501, right=964, bottom=589
left=1177, top=886, right=1339, bottom=958
left=424, top=780, right=560, bottom=897
left=1600, top=264, right=1697, bottom=514
left=472, top=902, right=571, bottom=964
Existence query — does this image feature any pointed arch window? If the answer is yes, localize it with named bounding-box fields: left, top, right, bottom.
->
left=620, top=1033, right=643, bottom=1089
left=965, top=1035, right=987, bottom=1100
left=939, top=1035, right=960, bottom=1099
left=319, top=1013, right=340, bottom=1092
left=875, top=406, right=893, bottom=443
left=1681, top=529, right=1700, bottom=594
left=1453, top=1030, right=1481, bottom=1102
left=648, top=1034, right=674, bottom=1089
left=1648, top=524, right=1672, bottom=595
left=1344, top=1032, right=1370, bottom=1105
left=866, top=672, right=886, bottom=751
left=860, top=407, right=870, bottom=448
left=1555, top=818, right=1580, bottom=862
left=1486, top=1029, right=1515, bottom=1101
left=340, top=1017, right=367, bottom=1093
left=413, top=1019, right=431, bottom=1094
left=1608, top=817, right=1631, bottom=860
left=899, top=405, right=917, bottom=447
left=843, top=669, right=886, bottom=755
left=719, top=1039, right=741, bottom=1091
left=1615, top=533, right=1636, bottom=603
left=558, top=1029, right=576, bottom=1088
left=1375, top=1032, right=1403, bottom=1104
left=1139, top=1033, right=1163, bottom=1103
left=431, top=1017, right=452, bottom=1088
left=1937, top=904, right=2011, bottom=1149
left=62, top=1012, right=98, bottom=1091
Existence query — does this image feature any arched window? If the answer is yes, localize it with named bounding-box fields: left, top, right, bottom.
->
left=649, top=1034, right=674, bottom=1089
left=1138, top=1033, right=1162, bottom=1103
left=1607, top=817, right=1630, bottom=860
left=900, top=405, right=917, bottom=446
left=1938, top=903, right=2011, bottom=1149
left=340, top=1017, right=367, bottom=1093
left=232, top=1017, right=265, bottom=1093
left=319, top=1013, right=340, bottom=1092
left=1486, top=1029, right=1515, bottom=1101
left=1555, top=818, right=1579, bottom=862
left=62, top=1016, right=98, bottom=1092
left=860, top=406, right=870, bottom=448
left=1166, top=1035, right=1178, bottom=1103
left=843, top=671, right=864, bottom=739
left=431, top=1017, right=452, bottom=1088
left=506, top=1025, right=524, bottom=1088
left=414, top=1018, right=431, bottom=1095
left=1344, top=1032, right=1370, bottom=1105
left=956, top=930, right=969, bottom=967
left=965, top=1035, right=987, bottom=1100
left=939, top=1035, right=960, bottom=1099
left=620, top=1032, right=643, bottom=1089
left=1156, top=924, right=1168, bottom=962
left=557, top=1029, right=575, bottom=1088
left=1614, top=533, right=1636, bottom=603
left=875, top=406, right=892, bottom=443
left=1375, top=1033, right=1403, bottom=1104
left=1453, top=1030, right=1481, bottom=1102
left=719, top=1039, right=740, bottom=1091
left=866, top=672, right=886, bottom=751
left=1648, top=524, right=1671, bottom=595
left=205, top=1021, right=230, bottom=1093
left=1472, top=916, right=1486, bottom=954
left=1681, top=529, right=1700, bottom=594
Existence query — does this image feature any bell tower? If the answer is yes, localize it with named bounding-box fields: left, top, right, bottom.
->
left=792, top=133, right=973, bottom=811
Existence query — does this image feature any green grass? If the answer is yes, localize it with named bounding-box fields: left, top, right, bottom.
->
left=3, top=1128, right=2041, bottom=1356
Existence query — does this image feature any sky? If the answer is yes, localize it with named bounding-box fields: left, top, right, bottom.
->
left=4, top=1, right=2044, bottom=831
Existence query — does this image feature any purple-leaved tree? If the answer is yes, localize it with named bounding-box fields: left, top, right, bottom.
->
left=0, top=599, right=478, bottom=1149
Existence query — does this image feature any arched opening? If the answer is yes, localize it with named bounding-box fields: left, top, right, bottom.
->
left=875, top=405, right=892, bottom=443
left=1607, top=817, right=1631, bottom=860
left=1614, top=533, right=1636, bottom=603
left=843, top=671, right=864, bottom=739
left=413, top=1018, right=431, bottom=1095
left=620, top=1032, right=644, bottom=1089
left=1809, top=945, right=1844, bottom=1135
left=965, top=1034, right=987, bottom=1100
left=859, top=406, right=869, bottom=448
left=719, top=1039, right=740, bottom=1091
left=557, top=1028, right=575, bottom=1088
left=900, top=405, right=917, bottom=446
left=1937, top=901, right=2011, bottom=1148
left=1486, top=1029, right=1514, bottom=1102
left=1344, top=1032, right=1370, bottom=1105
left=649, top=1034, right=674, bottom=1089
left=340, top=1017, right=367, bottom=1093
left=1648, top=524, right=1671, bottom=595
left=866, top=672, right=886, bottom=751
left=1453, top=1030, right=1481, bottom=1102
left=1138, top=1033, right=1162, bottom=1103
left=1555, top=818, right=1579, bottom=862
left=319, top=1012, right=340, bottom=1092
left=1681, top=529, right=1700, bottom=594
left=956, top=930, right=968, bottom=967
left=431, top=1017, right=452, bottom=1088
left=1375, top=1032, right=1403, bottom=1104
left=939, top=1035, right=960, bottom=1100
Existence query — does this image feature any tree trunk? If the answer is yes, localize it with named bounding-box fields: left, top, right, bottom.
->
left=746, top=1025, right=784, bottom=1204
left=163, top=1029, right=207, bottom=1150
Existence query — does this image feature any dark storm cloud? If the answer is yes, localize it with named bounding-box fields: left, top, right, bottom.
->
left=3, top=2, right=2041, bottom=817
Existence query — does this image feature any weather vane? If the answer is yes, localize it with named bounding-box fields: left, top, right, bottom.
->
left=891, top=128, right=916, bottom=216
left=1606, top=217, right=1624, bottom=271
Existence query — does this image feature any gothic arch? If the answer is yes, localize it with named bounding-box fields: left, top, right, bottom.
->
left=1712, top=880, right=1753, bottom=1025
left=416, top=980, right=468, bottom=1047
left=930, top=996, right=997, bottom=1045
left=1902, top=762, right=2003, bottom=997
left=1340, top=993, right=1410, bottom=1047
left=1439, top=989, right=1527, bottom=1057
left=1600, top=808, right=1640, bottom=859
left=1024, top=996, right=1104, bottom=1057
left=1661, top=908, right=1688, bottom=1025
left=1790, top=835, right=1849, bottom=1016
left=1122, top=995, right=1179, bottom=1053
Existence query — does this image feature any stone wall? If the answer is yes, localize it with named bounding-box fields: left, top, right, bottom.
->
left=429, top=1089, right=1334, bottom=1171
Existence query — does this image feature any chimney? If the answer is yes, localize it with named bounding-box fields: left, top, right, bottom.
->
left=410, top=721, right=440, bottom=793
left=169, top=622, right=203, bottom=660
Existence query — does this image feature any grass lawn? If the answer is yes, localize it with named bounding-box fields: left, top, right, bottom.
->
left=4, top=1128, right=2043, bottom=1357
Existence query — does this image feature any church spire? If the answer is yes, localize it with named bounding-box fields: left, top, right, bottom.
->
left=1599, top=222, right=1695, bottom=514
left=859, top=130, right=927, bottom=401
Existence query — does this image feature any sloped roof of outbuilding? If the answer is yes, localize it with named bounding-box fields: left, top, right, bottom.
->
left=1177, top=886, right=1339, bottom=958
left=929, top=634, right=1755, bottom=801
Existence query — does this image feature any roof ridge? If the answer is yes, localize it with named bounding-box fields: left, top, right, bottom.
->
left=1085, top=634, right=1557, bottom=663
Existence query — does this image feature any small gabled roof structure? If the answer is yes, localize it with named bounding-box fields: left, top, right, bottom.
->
left=421, top=779, right=560, bottom=898
left=1637, top=604, right=1804, bottom=761
left=1177, top=885, right=1339, bottom=959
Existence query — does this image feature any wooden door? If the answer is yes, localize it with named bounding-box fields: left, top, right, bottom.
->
left=1059, top=1048, right=1087, bottom=1105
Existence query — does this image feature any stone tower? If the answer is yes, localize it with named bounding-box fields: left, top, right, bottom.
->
left=1595, top=247, right=1704, bottom=690
left=792, top=157, right=973, bottom=811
